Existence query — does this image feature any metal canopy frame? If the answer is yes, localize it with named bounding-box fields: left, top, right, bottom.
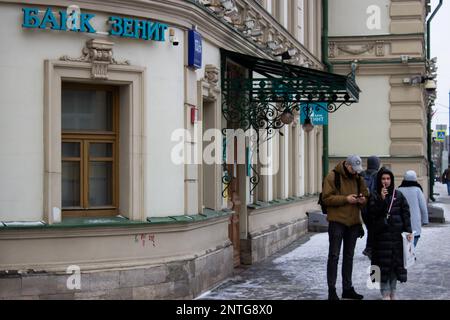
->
left=221, top=49, right=360, bottom=132
left=220, top=49, right=361, bottom=197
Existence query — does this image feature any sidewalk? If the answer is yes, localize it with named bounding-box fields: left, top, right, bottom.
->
left=199, top=183, right=450, bottom=300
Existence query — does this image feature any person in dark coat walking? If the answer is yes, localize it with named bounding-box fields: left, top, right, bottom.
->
left=368, top=167, right=413, bottom=300
left=360, top=155, right=381, bottom=259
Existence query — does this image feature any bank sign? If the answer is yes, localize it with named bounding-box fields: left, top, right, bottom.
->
left=22, top=7, right=168, bottom=42
left=300, top=103, right=329, bottom=125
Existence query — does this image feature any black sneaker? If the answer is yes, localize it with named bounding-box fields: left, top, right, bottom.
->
left=328, top=289, right=340, bottom=300
left=342, top=287, right=364, bottom=300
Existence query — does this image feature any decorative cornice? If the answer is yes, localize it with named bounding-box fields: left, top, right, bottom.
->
left=329, top=36, right=425, bottom=61
left=332, top=62, right=426, bottom=76
left=60, top=39, right=129, bottom=79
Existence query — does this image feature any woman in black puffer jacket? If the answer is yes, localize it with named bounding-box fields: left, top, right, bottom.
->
left=368, top=167, right=413, bottom=300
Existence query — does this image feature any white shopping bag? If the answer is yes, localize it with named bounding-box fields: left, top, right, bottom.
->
left=402, top=232, right=416, bottom=269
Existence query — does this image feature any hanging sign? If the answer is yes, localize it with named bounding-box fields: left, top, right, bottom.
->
left=22, top=7, right=168, bottom=42
left=299, top=103, right=329, bottom=125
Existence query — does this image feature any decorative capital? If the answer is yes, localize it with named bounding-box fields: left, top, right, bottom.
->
left=329, top=42, right=337, bottom=58
left=60, top=39, right=130, bottom=79
left=375, top=40, right=385, bottom=57
left=205, top=64, right=219, bottom=85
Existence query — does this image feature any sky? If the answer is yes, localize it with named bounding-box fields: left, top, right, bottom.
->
left=430, top=0, right=450, bottom=131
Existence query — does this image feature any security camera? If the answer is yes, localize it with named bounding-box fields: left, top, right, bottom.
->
left=171, top=36, right=179, bottom=46
left=424, top=79, right=437, bottom=92
left=169, top=28, right=179, bottom=46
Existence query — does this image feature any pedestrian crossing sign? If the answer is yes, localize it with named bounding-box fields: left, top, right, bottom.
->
left=436, top=130, right=446, bottom=142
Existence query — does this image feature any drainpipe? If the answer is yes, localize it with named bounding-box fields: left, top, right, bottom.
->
left=321, top=0, right=332, bottom=178
left=426, top=0, right=443, bottom=201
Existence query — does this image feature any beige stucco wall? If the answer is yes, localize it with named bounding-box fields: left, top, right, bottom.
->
left=0, top=4, right=185, bottom=220
left=329, top=75, right=391, bottom=157
left=329, top=0, right=391, bottom=36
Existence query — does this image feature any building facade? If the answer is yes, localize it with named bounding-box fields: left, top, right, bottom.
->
left=327, top=0, right=432, bottom=196
left=0, top=0, right=340, bottom=299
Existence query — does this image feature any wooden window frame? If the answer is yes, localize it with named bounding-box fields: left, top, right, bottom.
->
left=61, top=83, right=120, bottom=218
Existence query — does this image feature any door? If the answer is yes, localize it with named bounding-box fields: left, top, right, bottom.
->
left=227, top=162, right=241, bottom=267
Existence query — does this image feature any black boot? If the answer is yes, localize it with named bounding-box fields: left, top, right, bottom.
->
left=342, top=287, right=364, bottom=300
left=328, top=288, right=340, bottom=300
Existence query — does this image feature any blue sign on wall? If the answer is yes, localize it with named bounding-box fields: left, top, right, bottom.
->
left=300, top=103, right=328, bottom=125
left=188, top=29, right=202, bottom=69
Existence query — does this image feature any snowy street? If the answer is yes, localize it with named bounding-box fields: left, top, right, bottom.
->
left=199, top=183, right=450, bottom=300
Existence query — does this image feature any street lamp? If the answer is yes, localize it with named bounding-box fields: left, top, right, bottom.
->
left=302, top=117, right=314, bottom=132
left=280, top=108, right=294, bottom=125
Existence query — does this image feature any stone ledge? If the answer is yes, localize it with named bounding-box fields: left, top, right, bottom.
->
left=0, top=209, right=233, bottom=231
left=247, top=196, right=318, bottom=215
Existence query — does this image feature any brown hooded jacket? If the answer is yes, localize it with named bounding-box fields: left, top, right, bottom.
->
left=322, top=161, right=369, bottom=226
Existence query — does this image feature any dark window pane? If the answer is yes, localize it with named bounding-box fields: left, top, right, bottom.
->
left=62, top=162, right=80, bottom=208
left=90, top=143, right=113, bottom=158
left=62, top=88, right=113, bottom=131
left=89, top=162, right=113, bottom=206
left=62, top=142, right=80, bottom=158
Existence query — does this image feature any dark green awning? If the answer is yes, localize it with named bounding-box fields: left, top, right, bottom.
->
left=221, top=49, right=360, bottom=104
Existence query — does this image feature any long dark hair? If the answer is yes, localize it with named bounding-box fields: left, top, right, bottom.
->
left=376, top=167, right=395, bottom=196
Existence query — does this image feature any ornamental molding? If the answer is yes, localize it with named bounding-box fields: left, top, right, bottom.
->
left=203, top=64, right=221, bottom=99
left=205, top=64, right=219, bottom=86
left=337, top=43, right=375, bottom=55
left=60, top=39, right=130, bottom=79
left=329, top=40, right=386, bottom=58
left=375, top=41, right=385, bottom=57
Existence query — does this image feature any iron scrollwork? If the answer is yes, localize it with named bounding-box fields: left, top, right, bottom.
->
left=221, top=68, right=359, bottom=196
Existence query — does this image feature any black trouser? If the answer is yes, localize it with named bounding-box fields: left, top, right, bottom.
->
left=361, top=210, right=373, bottom=250
left=365, top=222, right=373, bottom=250
left=327, top=221, right=360, bottom=291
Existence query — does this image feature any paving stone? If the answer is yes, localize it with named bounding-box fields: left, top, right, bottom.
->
left=88, top=271, right=120, bottom=291
left=21, top=274, right=57, bottom=296
left=39, top=293, right=75, bottom=300
left=0, top=277, right=21, bottom=298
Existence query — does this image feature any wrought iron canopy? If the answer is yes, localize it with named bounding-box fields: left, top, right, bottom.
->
left=220, top=49, right=361, bottom=197
left=221, top=49, right=361, bottom=132
left=221, top=49, right=360, bottom=103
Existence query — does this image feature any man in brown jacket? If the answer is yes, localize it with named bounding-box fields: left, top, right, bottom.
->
left=322, top=155, right=369, bottom=300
